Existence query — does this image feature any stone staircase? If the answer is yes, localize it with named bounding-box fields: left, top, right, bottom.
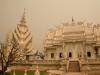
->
left=68, top=61, right=80, bottom=72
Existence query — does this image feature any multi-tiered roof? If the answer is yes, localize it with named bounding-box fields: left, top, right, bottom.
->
left=44, top=19, right=100, bottom=48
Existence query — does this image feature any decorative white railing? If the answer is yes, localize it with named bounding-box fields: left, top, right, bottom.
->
left=29, top=60, right=61, bottom=65
left=81, top=59, right=100, bottom=64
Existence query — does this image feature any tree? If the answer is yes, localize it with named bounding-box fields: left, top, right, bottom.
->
left=34, top=51, right=45, bottom=59
left=0, top=39, right=24, bottom=73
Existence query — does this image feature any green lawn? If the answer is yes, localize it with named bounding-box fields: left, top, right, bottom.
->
left=6, top=70, right=47, bottom=75
left=5, top=70, right=100, bottom=75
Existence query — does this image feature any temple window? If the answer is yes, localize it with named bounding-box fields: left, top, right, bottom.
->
left=59, top=53, right=63, bottom=58
left=26, top=55, right=29, bottom=61
left=87, top=52, right=91, bottom=57
left=51, top=53, right=54, bottom=58
left=69, top=52, right=72, bottom=57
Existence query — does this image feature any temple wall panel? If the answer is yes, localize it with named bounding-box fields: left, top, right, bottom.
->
left=56, top=46, right=63, bottom=60
left=45, top=48, right=56, bottom=60
left=86, top=45, right=96, bottom=59
left=98, top=47, right=100, bottom=55
left=64, top=42, right=83, bottom=60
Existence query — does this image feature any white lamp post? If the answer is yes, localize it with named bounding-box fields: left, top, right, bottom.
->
left=24, top=69, right=27, bottom=75
left=34, top=65, right=40, bottom=75
left=13, top=69, right=15, bottom=75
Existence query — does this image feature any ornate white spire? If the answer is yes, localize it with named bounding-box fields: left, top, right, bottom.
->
left=13, top=9, right=33, bottom=55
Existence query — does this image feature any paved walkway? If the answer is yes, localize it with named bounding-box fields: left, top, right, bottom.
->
left=66, top=72, right=82, bottom=75
left=47, top=70, right=65, bottom=75
left=47, top=70, right=83, bottom=75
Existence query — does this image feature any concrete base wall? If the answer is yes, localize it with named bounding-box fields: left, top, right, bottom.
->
left=5, top=59, right=100, bottom=72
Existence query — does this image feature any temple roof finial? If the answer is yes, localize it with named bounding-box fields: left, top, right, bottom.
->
left=20, top=8, right=26, bottom=24
left=72, top=17, right=74, bottom=22
left=22, top=8, right=26, bottom=19
left=24, top=8, right=26, bottom=16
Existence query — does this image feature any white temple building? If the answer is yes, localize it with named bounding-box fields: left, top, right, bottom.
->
left=4, top=14, right=100, bottom=72
left=44, top=19, right=100, bottom=61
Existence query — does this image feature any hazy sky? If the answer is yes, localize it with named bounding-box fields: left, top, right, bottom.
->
left=0, top=0, right=100, bottom=50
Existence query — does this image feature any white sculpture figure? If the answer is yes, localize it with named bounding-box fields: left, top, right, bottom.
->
left=13, top=70, right=15, bottom=75
left=24, top=69, right=27, bottom=75
left=84, top=72, right=88, bottom=75
left=48, top=73, right=52, bottom=75
left=34, top=65, right=40, bottom=75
